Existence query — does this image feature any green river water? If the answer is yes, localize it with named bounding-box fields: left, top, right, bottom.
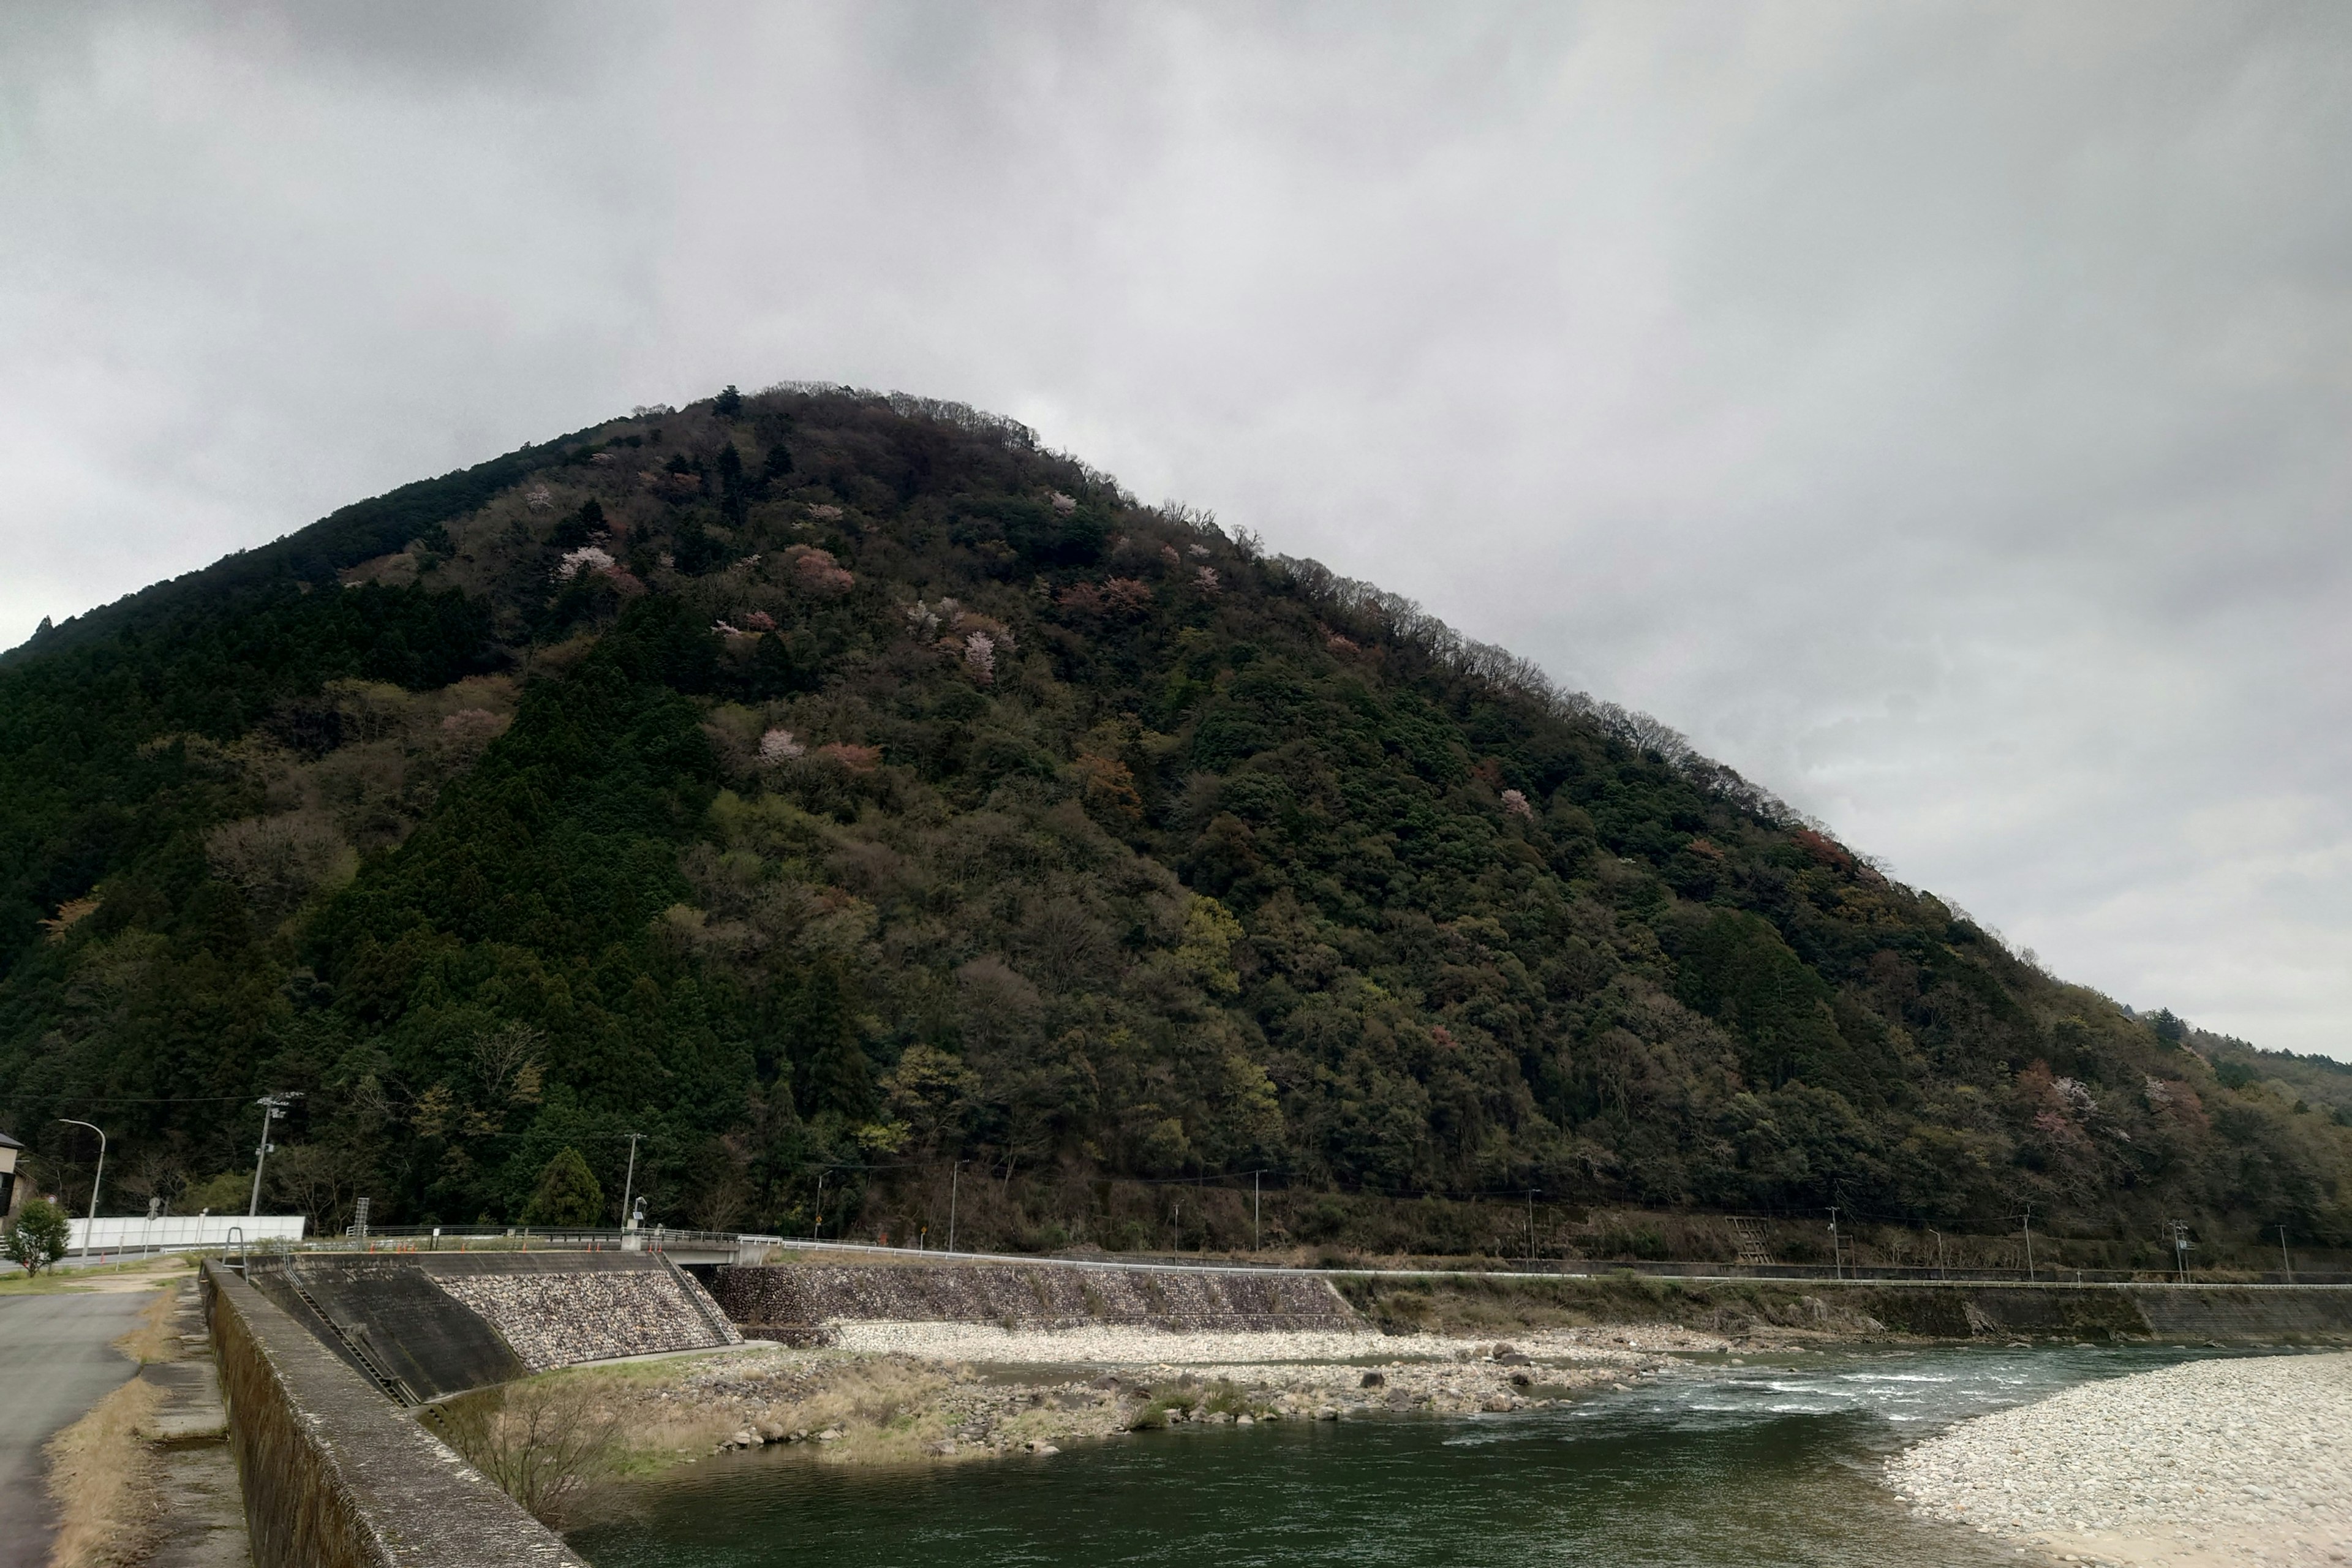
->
left=569, top=1344, right=2232, bottom=1567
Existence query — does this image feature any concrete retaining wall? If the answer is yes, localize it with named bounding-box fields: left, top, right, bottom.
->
left=203, top=1262, right=584, bottom=1568
left=711, top=1259, right=1360, bottom=1339
left=247, top=1252, right=742, bottom=1399
left=1844, top=1281, right=2352, bottom=1342
left=429, top=1255, right=741, bottom=1371
left=249, top=1257, right=527, bottom=1401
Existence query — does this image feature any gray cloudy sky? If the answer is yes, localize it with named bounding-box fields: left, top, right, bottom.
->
left=4, top=2, right=2348, bottom=1058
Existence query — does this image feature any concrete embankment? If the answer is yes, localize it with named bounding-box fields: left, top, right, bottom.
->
left=709, top=1258, right=1359, bottom=1343
left=247, top=1251, right=739, bottom=1400
left=1887, top=1351, right=2352, bottom=1567
left=203, top=1262, right=583, bottom=1568
left=1329, top=1268, right=2352, bottom=1344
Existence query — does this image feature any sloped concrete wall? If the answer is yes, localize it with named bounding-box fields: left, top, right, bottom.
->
left=249, top=1252, right=742, bottom=1396
left=1832, top=1281, right=2352, bottom=1342
left=429, top=1256, right=741, bottom=1371
left=251, top=1257, right=527, bottom=1401
left=2128, top=1285, right=2352, bottom=1341
left=711, top=1260, right=1360, bottom=1336
left=203, top=1264, right=584, bottom=1568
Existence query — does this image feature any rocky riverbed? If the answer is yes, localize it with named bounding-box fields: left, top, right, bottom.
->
left=548, top=1320, right=1720, bottom=1482
left=1885, top=1351, right=2352, bottom=1567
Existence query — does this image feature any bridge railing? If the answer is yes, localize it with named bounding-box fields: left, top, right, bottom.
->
left=297, top=1226, right=786, bottom=1256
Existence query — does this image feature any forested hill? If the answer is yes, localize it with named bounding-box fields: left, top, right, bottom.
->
left=2, top=385, right=2346, bottom=1254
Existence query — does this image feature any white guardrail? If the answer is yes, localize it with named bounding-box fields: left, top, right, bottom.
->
left=68, top=1214, right=308, bottom=1255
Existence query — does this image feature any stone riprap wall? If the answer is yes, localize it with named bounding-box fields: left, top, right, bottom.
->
left=1850, top=1281, right=2352, bottom=1342
left=203, top=1263, right=584, bottom=1568
left=712, top=1261, right=1360, bottom=1339
left=426, top=1256, right=742, bottom=1372
left=2127, top=1284, right=2352, bottom=1341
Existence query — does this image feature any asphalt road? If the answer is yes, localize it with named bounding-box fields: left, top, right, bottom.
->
left=0, top=1289, right=155, bottom=1568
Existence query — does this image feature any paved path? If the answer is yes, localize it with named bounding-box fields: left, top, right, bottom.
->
left=0, top=1289, right=155, bottom=1568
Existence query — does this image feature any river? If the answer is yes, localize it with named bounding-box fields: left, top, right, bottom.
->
left=569, top=1343, right=2234, bottom=1567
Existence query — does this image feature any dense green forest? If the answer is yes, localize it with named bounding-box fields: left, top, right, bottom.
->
left=3, top=385, right=2347, bottom=1260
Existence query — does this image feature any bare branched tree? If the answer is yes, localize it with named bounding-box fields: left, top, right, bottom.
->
left=435, top=1377, right=620, bottom=1526
left=470, top=1022, right=546, bottom=1106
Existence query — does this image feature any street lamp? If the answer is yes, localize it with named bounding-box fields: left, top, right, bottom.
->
left=247, top=1093, right=302, bottom=1217
left=947, top=1160, right=964, bottom=1253
left=618, top=1132, right=645, bottom=1231
left=57, top=1118, right=106, bottom=1256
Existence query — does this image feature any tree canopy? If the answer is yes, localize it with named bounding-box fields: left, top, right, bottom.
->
left=1, top=385, right=2345, bottom=1257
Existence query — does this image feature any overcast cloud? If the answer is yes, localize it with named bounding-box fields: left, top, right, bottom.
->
left=2, top=2, right=2347, bottom=1058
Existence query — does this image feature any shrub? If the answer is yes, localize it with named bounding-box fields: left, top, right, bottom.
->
left=436, top=1377, right=620, bottom=1525
left=5, top=1197, right=72, bottom=1274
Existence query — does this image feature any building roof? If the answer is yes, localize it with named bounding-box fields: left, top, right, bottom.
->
left=0, top=1131, right=22, bottom=1149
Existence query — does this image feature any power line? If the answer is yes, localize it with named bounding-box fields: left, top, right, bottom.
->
left=42, top=1093, right=281, bottom=1105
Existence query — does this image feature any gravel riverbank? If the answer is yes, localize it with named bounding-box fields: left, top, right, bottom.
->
left=543, top=1319, right=1728, bottom=1488
left=1886, top=1352, right=2352, bottom=1567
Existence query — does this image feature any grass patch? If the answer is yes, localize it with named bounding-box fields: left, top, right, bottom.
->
left=1124, top=1378, right=1271, bottom=1430
left=113, top=1289, right=184, bottom=1365
left=45, top=1375, right=164, bottom=1567
left=0, top=1254, right=194, bottom=1296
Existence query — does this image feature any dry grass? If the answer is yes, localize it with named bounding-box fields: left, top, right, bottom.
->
left=0, top=1255, right=192, bottom=1297
left=111, top=1289, right=183, bottom=1365
left=558, top=1352, right=957, bottom=1472
left=44, top=1375, right=163, bottom=1568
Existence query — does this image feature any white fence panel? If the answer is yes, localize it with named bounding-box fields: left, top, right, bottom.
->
left=69, top=1214, right=307, bottom=1253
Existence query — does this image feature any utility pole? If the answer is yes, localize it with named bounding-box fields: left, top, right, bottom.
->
left=813, top=1169, right=827, bottom=1242
left=246, top=1093, right=301, bottom=1218
left=1929, top=1227, right=1945, bottom=1280
left=1252, top=1171, right=1261, bottom=1253
left=618, top=1133, right=645, bottom=1230
left=2021, top=1204, right=2036, bottom=1283
left=1173, top=1199, right=1182, bottom=1253
left=1828, top=1207, right=1841, bottom=1281
left=57, top=1118, right=107, bottom=1253
left=947, top=1161, right=963, bottom=1253
left=2278, top=1225, right=2293, bottom=1284
left=1526, top=1189, right=1541, bottom=1267
left=2169, top=1219, right=2192, bottom=1283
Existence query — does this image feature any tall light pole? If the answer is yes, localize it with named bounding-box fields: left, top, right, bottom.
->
left=1526, top=1188, right=1541, bottom=1267
left=618, top=1133, right=644, bottom=1229
left=947, top=1160, right=963, bottom=1253
left=2020, top=1204, right=2037, bottom=1283
left=57, top=1118, right=106, bottom=1254
left=247, top=1093, right=301, bottom=1216
left=1252, top=1170, right=1261, bottom=1253
left=2278, top=1224, right=2293, bottom=1284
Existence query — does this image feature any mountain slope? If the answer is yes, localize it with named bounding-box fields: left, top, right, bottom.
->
left=3, top=385, right=2346, bottom=1254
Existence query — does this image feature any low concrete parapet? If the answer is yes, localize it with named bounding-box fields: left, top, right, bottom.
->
left=203, top=1262, right=584, bottom=1568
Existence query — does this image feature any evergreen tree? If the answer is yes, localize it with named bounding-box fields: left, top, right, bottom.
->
left=521, top=1148, right=604, bottom=1227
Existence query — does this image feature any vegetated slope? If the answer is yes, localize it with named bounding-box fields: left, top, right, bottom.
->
left=1, top=385, right=2345, bottom=1254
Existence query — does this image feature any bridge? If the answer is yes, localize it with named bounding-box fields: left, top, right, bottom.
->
left=295, top=1224, right=786, bottom=1268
